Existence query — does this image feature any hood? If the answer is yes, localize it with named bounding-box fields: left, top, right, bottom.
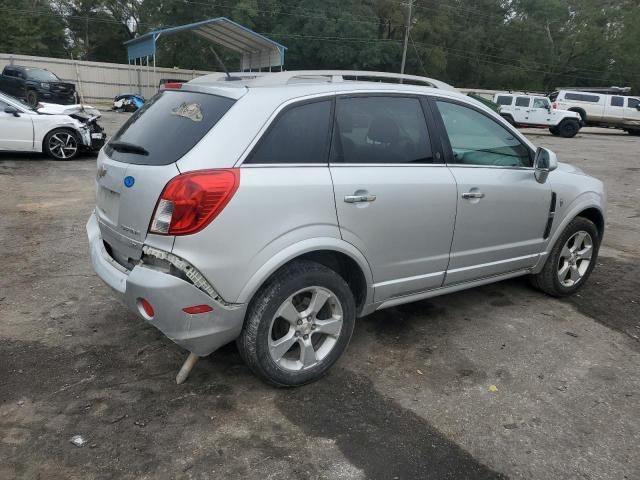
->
left=37, top=103, right=101, bottom=118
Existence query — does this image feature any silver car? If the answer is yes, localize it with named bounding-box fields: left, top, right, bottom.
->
left=87, top=71, right=605, bottom=386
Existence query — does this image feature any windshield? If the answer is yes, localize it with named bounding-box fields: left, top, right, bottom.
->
left=26, top=69, right=59, bottom=82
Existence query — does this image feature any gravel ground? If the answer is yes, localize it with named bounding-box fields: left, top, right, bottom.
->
left=0, top=113, right=638, bottom=480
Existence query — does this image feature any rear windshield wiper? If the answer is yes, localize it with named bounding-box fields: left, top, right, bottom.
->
left=109, top=141, right=149, bottom=156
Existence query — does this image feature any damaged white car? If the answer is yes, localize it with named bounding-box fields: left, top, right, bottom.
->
left=0, top=91, right=106, bottom=160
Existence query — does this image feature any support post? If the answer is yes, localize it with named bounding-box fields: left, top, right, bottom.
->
left=176, top=352, right=201, bottom=384
left=400, top=0, right=413, bottom=81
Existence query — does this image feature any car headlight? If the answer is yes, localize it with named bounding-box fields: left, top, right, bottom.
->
left=40, top=83, right=50, bottom=89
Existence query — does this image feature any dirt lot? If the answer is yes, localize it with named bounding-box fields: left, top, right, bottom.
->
left=1, top=113, right=639, bottom=480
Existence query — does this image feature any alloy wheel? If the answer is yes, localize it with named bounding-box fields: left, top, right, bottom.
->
left=268, top=286, right=343, bottom=371
left=49, top=132, right=78, bottom=159
left=557, top=230, right=593, bottom=287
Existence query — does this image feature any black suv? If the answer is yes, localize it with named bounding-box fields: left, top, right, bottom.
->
left=0, top=65, right=76, bottom=107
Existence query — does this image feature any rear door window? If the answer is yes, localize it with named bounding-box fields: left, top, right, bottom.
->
left=611, top=96, right=624, bottom=107
left=245, top=99, right=332, bottom=164
left=331, top=96, right=434, bottom=164
left=496, top=96, right=513, bottom=106
left=515, top=97, right=531, bottom=107
left=106, top=90, right=235, bottom=165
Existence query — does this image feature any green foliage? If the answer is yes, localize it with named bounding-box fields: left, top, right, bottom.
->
left=1, top=0, right=639, bottom=92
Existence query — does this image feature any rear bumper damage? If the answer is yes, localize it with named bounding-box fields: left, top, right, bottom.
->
left=87, top=212, right=246, bottom=356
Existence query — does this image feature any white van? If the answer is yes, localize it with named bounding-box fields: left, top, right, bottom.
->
left=550, top=90, right=640, bottom=135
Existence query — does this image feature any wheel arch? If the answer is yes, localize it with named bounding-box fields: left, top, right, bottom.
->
left=567, top=107, right=587, bottom=122
left=41, top=126, right=80, bottom=154
left=237, top=238, right=374, bottom=316
left=533, top=195, right=605, bottom=273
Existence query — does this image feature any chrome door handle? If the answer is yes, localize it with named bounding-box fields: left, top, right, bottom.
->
left=462, top=192, right=485, bottom=199
left=344, top=194, right=377, bottom=203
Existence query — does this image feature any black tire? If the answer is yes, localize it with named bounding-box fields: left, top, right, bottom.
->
left=43, top=128, right=81, bottom=160
left=558, top=119, right=580, bottom=138
left=549, top=126, right=560, bottom=136
left=529, top=217, right=600, bottom=297
left=237, top=260, right=356, bottom=387
left=26, top=90, right=38, bottom=108
left=627, top=129, right=640, bottom=136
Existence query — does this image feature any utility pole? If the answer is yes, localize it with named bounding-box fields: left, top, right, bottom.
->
left=400, top=0, right=413, bottom=79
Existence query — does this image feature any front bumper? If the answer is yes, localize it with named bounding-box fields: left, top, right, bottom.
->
left=87, top=213, right=246, bottom=356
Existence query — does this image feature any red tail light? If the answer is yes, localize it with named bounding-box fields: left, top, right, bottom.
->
left=161, top=82, right=183, bottom=89
left=149, top=169, right=240, bottom=236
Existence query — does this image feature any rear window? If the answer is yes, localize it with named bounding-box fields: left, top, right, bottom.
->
left=496, top=95, right=513, bottom=106
left=106, top=90, right=235, bottom=165
left=564, top=92, right=600, bottom=103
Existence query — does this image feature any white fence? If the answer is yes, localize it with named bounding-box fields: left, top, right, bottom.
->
left=0, top=53, right=214, bottom=105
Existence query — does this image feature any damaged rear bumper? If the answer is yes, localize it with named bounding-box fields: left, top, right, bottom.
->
left=87, top=212, right=246, bottom=356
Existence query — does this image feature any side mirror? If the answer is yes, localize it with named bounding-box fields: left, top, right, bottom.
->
left=534, top=147, right=558, bottom=184
left=4, top=106, right=19, bottom=117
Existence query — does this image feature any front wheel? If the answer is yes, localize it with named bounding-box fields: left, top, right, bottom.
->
left=530, top=217, right=600, bottom=297
left=558, top=119, right=580, bottom=138
left=237, top=260, right=356, bottom=386
left=43, top=129, right=80, bottom=160
left=549, top=126, right=560, bottom=136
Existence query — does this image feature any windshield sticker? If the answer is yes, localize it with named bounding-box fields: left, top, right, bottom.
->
left=171, top=102, right=203, bottom=122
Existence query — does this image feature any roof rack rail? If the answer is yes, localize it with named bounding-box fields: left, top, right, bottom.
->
left=201, top=70, right=455, bottom=90
left=555, top=86, right=632, bottom=95
left=254, top=70, right=455, bottom=90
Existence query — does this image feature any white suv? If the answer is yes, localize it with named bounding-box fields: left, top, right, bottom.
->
left=550, top=89, right=640, bottom=135
left=494, top=93, right=582, bottom=137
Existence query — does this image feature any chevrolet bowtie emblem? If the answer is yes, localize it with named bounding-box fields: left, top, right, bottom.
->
left=97, top=165, right=107, bottom=179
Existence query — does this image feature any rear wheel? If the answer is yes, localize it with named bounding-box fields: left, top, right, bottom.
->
left=558, top=119, right=580, bottom=138
left=530, top=217, right=599, bottom=297
left=43, top=128, right=80, bottom=160
left=627, top=129, right=640, bottom=136
left=237, top=260, right=356, bottom=386
left=26, top=90, right=38, bottom=108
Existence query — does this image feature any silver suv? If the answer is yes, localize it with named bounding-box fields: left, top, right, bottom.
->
left=87, top=71, right=606, bottom=386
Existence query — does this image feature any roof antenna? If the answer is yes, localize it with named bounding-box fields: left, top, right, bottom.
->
left=208, top=46, right=238, bottom=81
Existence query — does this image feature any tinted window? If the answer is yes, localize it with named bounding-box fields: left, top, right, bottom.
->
left=26, top=69, right=58, bottom=82
left=436, top=101, right=531, bottom=168
left=331, top=96, right=433, bottom=164
left=515, top=97, right=530, bottom=107
left=496, top=95, right=513, bottom=106
left=106, top=90, right=234, bottom=165
left=628, top=98, right=640, bottom=109
left=246, top=100, right=332, bottom=164
left=3, top=68, right=16, bottom=77
left=533, top=98, right=550, bottom=109
left=611, top=96, right=624, bottom=107
left=565, top=92, right=600, bottom=103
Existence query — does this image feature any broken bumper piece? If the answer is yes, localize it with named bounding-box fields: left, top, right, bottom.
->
left=86, top=213, right=246, bottom=356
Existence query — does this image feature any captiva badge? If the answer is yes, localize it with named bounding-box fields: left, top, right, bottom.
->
left=124, top=176, right=135, bottom=188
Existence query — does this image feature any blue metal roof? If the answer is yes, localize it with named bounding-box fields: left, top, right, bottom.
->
left=125, top=17, right=286, bottom=69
